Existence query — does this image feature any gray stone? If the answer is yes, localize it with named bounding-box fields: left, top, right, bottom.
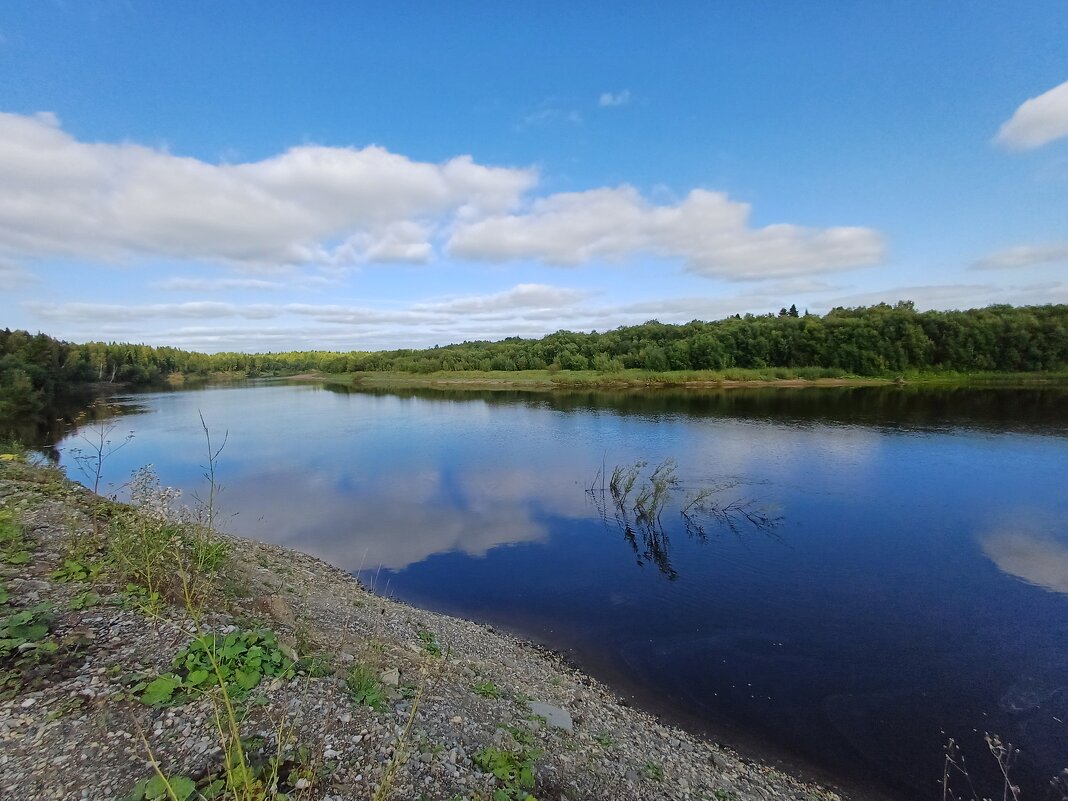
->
left=527, top=701, right=573, bottom=732
left=379, top=667, right=400, bottom=687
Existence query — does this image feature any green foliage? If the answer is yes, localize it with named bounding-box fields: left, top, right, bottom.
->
left=594, top=733, right=616, bottom=748
left=139, top=628, right=294, bottom=707
left=0, top=602, right=56, bottom=658
left=52, top=557, right=105, bottom=583
left=5, top=303, right=1068, bottom=429
left=0, top=510, right=30, bottom=565
left=417, top=628, right=442, bottom=656
left=68, top=590, right=101, bottom=611
left=474, top=746, right=539, bottom=801
left=121, top=774, right=196, bottom=801
left=642, top=761, right=664, bottom=781
left=472, top=679, right=501, bottom=699
left=345, top=663, right=386, bottom=711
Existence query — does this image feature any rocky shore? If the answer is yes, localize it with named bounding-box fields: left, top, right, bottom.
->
left=0, top=456, right=852, bottom=801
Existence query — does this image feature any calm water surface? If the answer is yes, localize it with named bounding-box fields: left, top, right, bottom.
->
left=53, top=382, right=1068, bottom=800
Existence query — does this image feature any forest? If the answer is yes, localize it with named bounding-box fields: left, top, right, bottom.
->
left=3, top=301, right=1067, bottom=420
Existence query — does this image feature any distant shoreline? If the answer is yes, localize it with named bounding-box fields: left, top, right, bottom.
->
left=286, top=368, right=1068, bottom=392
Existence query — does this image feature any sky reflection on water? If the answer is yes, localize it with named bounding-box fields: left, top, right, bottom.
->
left=53, top=381, right=1068, bottom=800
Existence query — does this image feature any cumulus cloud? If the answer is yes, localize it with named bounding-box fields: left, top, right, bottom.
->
left=0, top=111, right=536, bottom=269
left=598, top=90, right=631, bottom=108
left=413, top=283, right=590, bottom=314
left=995, top=79, right=1068, bottom=150
left=448, top=186, right=884, bottom=279
left=973, top=242, right=1068, bottom=270
left=0, top=111, right=883, bottom=281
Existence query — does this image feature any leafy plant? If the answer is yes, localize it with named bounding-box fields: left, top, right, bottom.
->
left=121, top=774, right=196, bottom=801
left=474, top=746, right=539, bottom=801
left=345, top=663, right=386, bottom=711
left=472, top=679, right=501, bottom=699
left=642, top=761, right=664, bottom=781
left=69, top=590, right=101, bottom=611
left=139, top=628, right=294, bottom=707
left=53, top=557, right=105, bottom=583
left=595, top=733, right=616, bottom=748
left=0, top=602, right=56, bottom=658
left=417, top=629, right=442, bottom=656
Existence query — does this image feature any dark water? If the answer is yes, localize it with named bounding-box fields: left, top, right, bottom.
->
left=51, top=381, right=1068, bottom=800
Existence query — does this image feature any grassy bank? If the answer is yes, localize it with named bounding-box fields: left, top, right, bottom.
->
left=302, top=367, right=1068, bottom=392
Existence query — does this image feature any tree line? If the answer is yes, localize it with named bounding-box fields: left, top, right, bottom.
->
left=3, top=301, right=1067, bottom=419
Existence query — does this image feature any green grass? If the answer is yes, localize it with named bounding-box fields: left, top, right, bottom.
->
left=316, top=366, right=1068, bottom=391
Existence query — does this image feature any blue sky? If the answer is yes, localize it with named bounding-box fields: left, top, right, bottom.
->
left=1, top=1, right=1067, bottom=352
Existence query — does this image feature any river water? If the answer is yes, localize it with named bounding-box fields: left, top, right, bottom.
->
left=50, top=380, right=1068, bottom=799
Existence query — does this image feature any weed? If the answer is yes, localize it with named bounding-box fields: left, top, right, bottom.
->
left=69, top=590, right=101, bottom=611
left=139, top=628, right=294, bottom=707
left=472, top=679, right=501, bottom=699
left=642, top=761, right=664, bottom=781
left=0, top=602, right=56, bottom=658
left=474, top=746, right=540, bottom=801
left=65, top=402, right=134, bottom=495
left=345, top=663, right=387, bottom=711
left=53, top=557, right=106, bottom=583
left=121, top=774, right=196, bottom=801
left=713, top=791, right=738, bottom=801
left=0, top=510, right=30, bottom=565
left=595, top=733, right=616, bottom=748
left=417, top=628, right=442, bottom=656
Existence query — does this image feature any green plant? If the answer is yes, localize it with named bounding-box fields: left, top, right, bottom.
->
left=121, top=774, right=196, bottom=801
left=595, top=733, right=616, bottom=748
left=642, top=761, right=664, bottom=781
left=0, top=602, right=56, bottom=658
left=345, top=663, right=386, bottom=711
left=472, top=679, right=501, bottom=699
left=53, top=557, right=105, bottom=583
left=474, top=746, right=539, bottom=801
left=417, top=629, right=442, bottom=656
left=0, top=510, right=30, bottom=565
left=713, top=790, right=739, bottom=801
left=139, top=628, right=294, bottom=707
left=69, top=590, right=101, bottom=611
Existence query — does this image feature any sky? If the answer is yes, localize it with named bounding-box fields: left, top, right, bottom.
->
left=1, top=1, right=1067, bottom=353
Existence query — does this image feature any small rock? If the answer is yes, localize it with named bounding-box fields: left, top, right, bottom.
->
left=379, top=667, right=400, bottom=688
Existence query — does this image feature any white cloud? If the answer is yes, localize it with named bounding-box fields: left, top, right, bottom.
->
left=825, top=281, right=1068, bottom=310
left=598, top=90, right=631, bottom=108
left=413, top=283, right=590, bottom=314
left=995, top=79, right=1068, bottom=150
left=0, top=111, right=536, bottom=270
left=973, top=242, right=1068, bottom=270
left=154, top=277, right=290, bottom=291
left=449, top=186, right=884, bottom=280
left=0, top=112, right=883, bottom=282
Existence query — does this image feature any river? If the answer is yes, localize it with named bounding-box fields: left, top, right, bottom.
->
left=47, top=380, right=1068, bottom=800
